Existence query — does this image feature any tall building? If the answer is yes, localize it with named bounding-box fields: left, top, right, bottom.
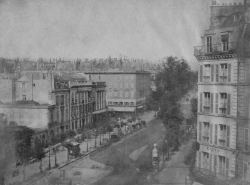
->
left=85, top=70, right=150, bottom=114
left=194, top=0, right=250, bottom=184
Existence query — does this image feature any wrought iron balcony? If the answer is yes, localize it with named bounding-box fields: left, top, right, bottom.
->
left=194, top=42, right=237, bottom=57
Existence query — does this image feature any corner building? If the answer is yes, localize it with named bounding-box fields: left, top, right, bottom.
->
left=194, top=0, right=250, bottom=184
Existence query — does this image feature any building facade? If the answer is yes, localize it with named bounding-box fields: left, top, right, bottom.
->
left=194, top=0, right=250, bottom=184
left=0, top=70, right=107, bottom=141
left=85, top=70, right=150, bottom=113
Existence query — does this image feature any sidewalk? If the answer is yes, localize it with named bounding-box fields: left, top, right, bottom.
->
left=5, top=111, right=154, bottom=185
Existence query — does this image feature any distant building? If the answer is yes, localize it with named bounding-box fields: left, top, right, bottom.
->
left=0, top=70, right=107, bottom=142
left=85, top=70, right=150, bottom=113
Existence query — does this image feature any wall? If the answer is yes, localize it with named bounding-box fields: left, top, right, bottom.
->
left=0, top=79, right=15, bottom=103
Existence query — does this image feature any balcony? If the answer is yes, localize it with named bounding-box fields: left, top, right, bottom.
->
left=194, top=42, right=237, bottom=57
left=219, top=103, right=227, bottom=114
left=203, top=76, right=210, bottom=83
left=220, top=76, right=227, bottom=83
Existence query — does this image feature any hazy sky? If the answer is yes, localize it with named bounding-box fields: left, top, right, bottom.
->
left=0, top=0, right=211, bottom=69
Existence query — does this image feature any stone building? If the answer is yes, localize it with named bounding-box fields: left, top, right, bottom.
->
left=0, top=70, right=107, bottom=142
left=85, top=70, right=150, bottom=114
left=194, top=0, right=250, bottom=184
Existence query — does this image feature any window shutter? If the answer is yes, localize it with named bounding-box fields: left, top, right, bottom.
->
left=200, top=93, right=203, bottom=112
left=226, top=158, right=229, bottom=176
left=227, top=94, right=231, bottom=115
left=211, top=65, right=214, bottom=82
left=209, top=154, right=212, bottom=171
left=199, top=122, right=202, bottom=142
left=198, top=152, right=201, bottom=168
left=228, top=63, right=231, bottom=82
left=215, top=124, right=218, bottom=145
left=210, top=124, right=213, bottom=144
left=216, top=64, right=219, bottom=82
left=214, top=155, right=217, bottom=173
left=211, top=93, right=213, bottom=113
left=200, top=65, right=203, bottom=82
left=244, top=128, right=249, bottom=151
left=215, top=93, right=218, bottom=114
left=244, top=162, right=248, bottom=178
left=227, top=126, right=230, bottom=148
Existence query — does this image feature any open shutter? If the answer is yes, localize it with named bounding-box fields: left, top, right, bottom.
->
left=209, top=154, right=212, bottom=171
left=215, top=124, right=218, bottom=145
left=215, top=93, right=218, bottom=114
left=244, top=162, right=248, bottom=178
left=211, top=93, right=214, bottom=113
left=216, top=64, right=219, bottom=82
left=211, top=65, right=214, bottom=82
left=199, top=122, right=202, bottom=142
left=200, top=93, right=203, bottom=112
left=198, top=152, right=201, bottom=168
left=226, top=158, right=229, bottom=176
left=210, top=124, right=213, bottom=144
left=200, top=65, right=203, bottom=82
left=228, top=63, right=231, bottom=82
left=227, top=94, right=231, bottom=115
left=214, top=155, right=217, bottom=173
left=227, top=126, right=230, bottom=148
left=244, top=128, right=249, bottom=151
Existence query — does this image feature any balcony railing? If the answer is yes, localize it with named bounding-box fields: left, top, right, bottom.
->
left=203, top=76, right=210, bottom=83
left=194, top=42, right=237, bottom=57
left=220, top=76, right=227, bottom=83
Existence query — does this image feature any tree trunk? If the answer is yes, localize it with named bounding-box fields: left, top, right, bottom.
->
left=40, top=159, right=42, bottom=172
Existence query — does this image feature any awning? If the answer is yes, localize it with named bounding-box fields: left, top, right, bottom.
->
left=92, top=108, right=107, bottom=114
left=108, top=106, right=135, bottom=112
left=137, top=106, right=144, bottom=109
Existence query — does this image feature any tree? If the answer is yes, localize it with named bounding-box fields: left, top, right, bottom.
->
left=32, top=138, right=45, bottom=172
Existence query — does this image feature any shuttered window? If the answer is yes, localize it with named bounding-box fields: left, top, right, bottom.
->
left=243, top=162, right=248, bottom=179
left=215, top=93, right=218, bottom=114
left=226, top=158, right=229, bottom=176
left=198, top=122, right=202, bottom=142
left=227, top=94, right=231, bottom=115
left=200, top=65, right=203, bottom=82
left=228, top=63, right=231, bottom=82
left=210, top=124, right=213, bottom=144
left=215, top=124, right=218, bottom=145
left=211, top=65, right=214, bottom=82
left=211, top=93, right=213, bottom=113
left=209, top=154, right=212, bottom=171
left=214, top=155, right=217, bottom=173
left=227, top=126, right=230, bottom=148
left=216, top=64, right=219, bottom=82
left=244, top=128, right=249, bottom=151
left=198, top=151, right=201, bottom=168
left=200, top=93, right=203, bottom=112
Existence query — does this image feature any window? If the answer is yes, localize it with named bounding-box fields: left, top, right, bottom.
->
left=243, top=162, right=248, bottom=179
left=244, top=128, right=249, bottom=151
left=131, top=102, right=134, bottom=106
left=203, top=92, right=210, bottom=113
left=221, top=34, right=229, bottom=52
left=218, top=125, right=230, bottom=148
left=204, top=65, right=211, bottom=83
left=203, top=122, right=209, bottom=143
left=219, top=93, right=227, bottom=114
left=56, top=96, right=59, bottom=106
left=125, top=102, right=129, bottom=106
left=22, top=95, right=26, bottom=100
left=22, top=83, right=26, bottom=91
left=203, top=152, right=209, bottom=169
left=119, top=102, right=123, bottom=106
left=218, top=156, right=229, bottom=176
left=206, top=36, right=212, bottom=53
left=108, top=101, right=112, bottom=105
left=220, top=64, right=227, bottom=82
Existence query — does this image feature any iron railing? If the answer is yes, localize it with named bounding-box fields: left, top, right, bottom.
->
left=194, top=42, right=238, bottom=57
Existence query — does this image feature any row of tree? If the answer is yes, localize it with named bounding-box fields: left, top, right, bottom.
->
left=147, top=56, right=197, bottom=150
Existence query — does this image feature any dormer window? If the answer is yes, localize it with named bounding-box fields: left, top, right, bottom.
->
left=221, top=34, right=229, bottom=51
left=206, top=36, right=212, bottom=53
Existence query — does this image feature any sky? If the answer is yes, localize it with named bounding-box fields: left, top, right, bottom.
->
left=0, top=0, right=211, bottom=69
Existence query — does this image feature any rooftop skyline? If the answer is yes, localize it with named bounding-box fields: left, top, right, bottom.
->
left=0, top=0, right=211, bottom=69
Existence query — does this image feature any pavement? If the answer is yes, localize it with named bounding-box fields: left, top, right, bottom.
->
left=4, top=110, right=155, bottom=185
